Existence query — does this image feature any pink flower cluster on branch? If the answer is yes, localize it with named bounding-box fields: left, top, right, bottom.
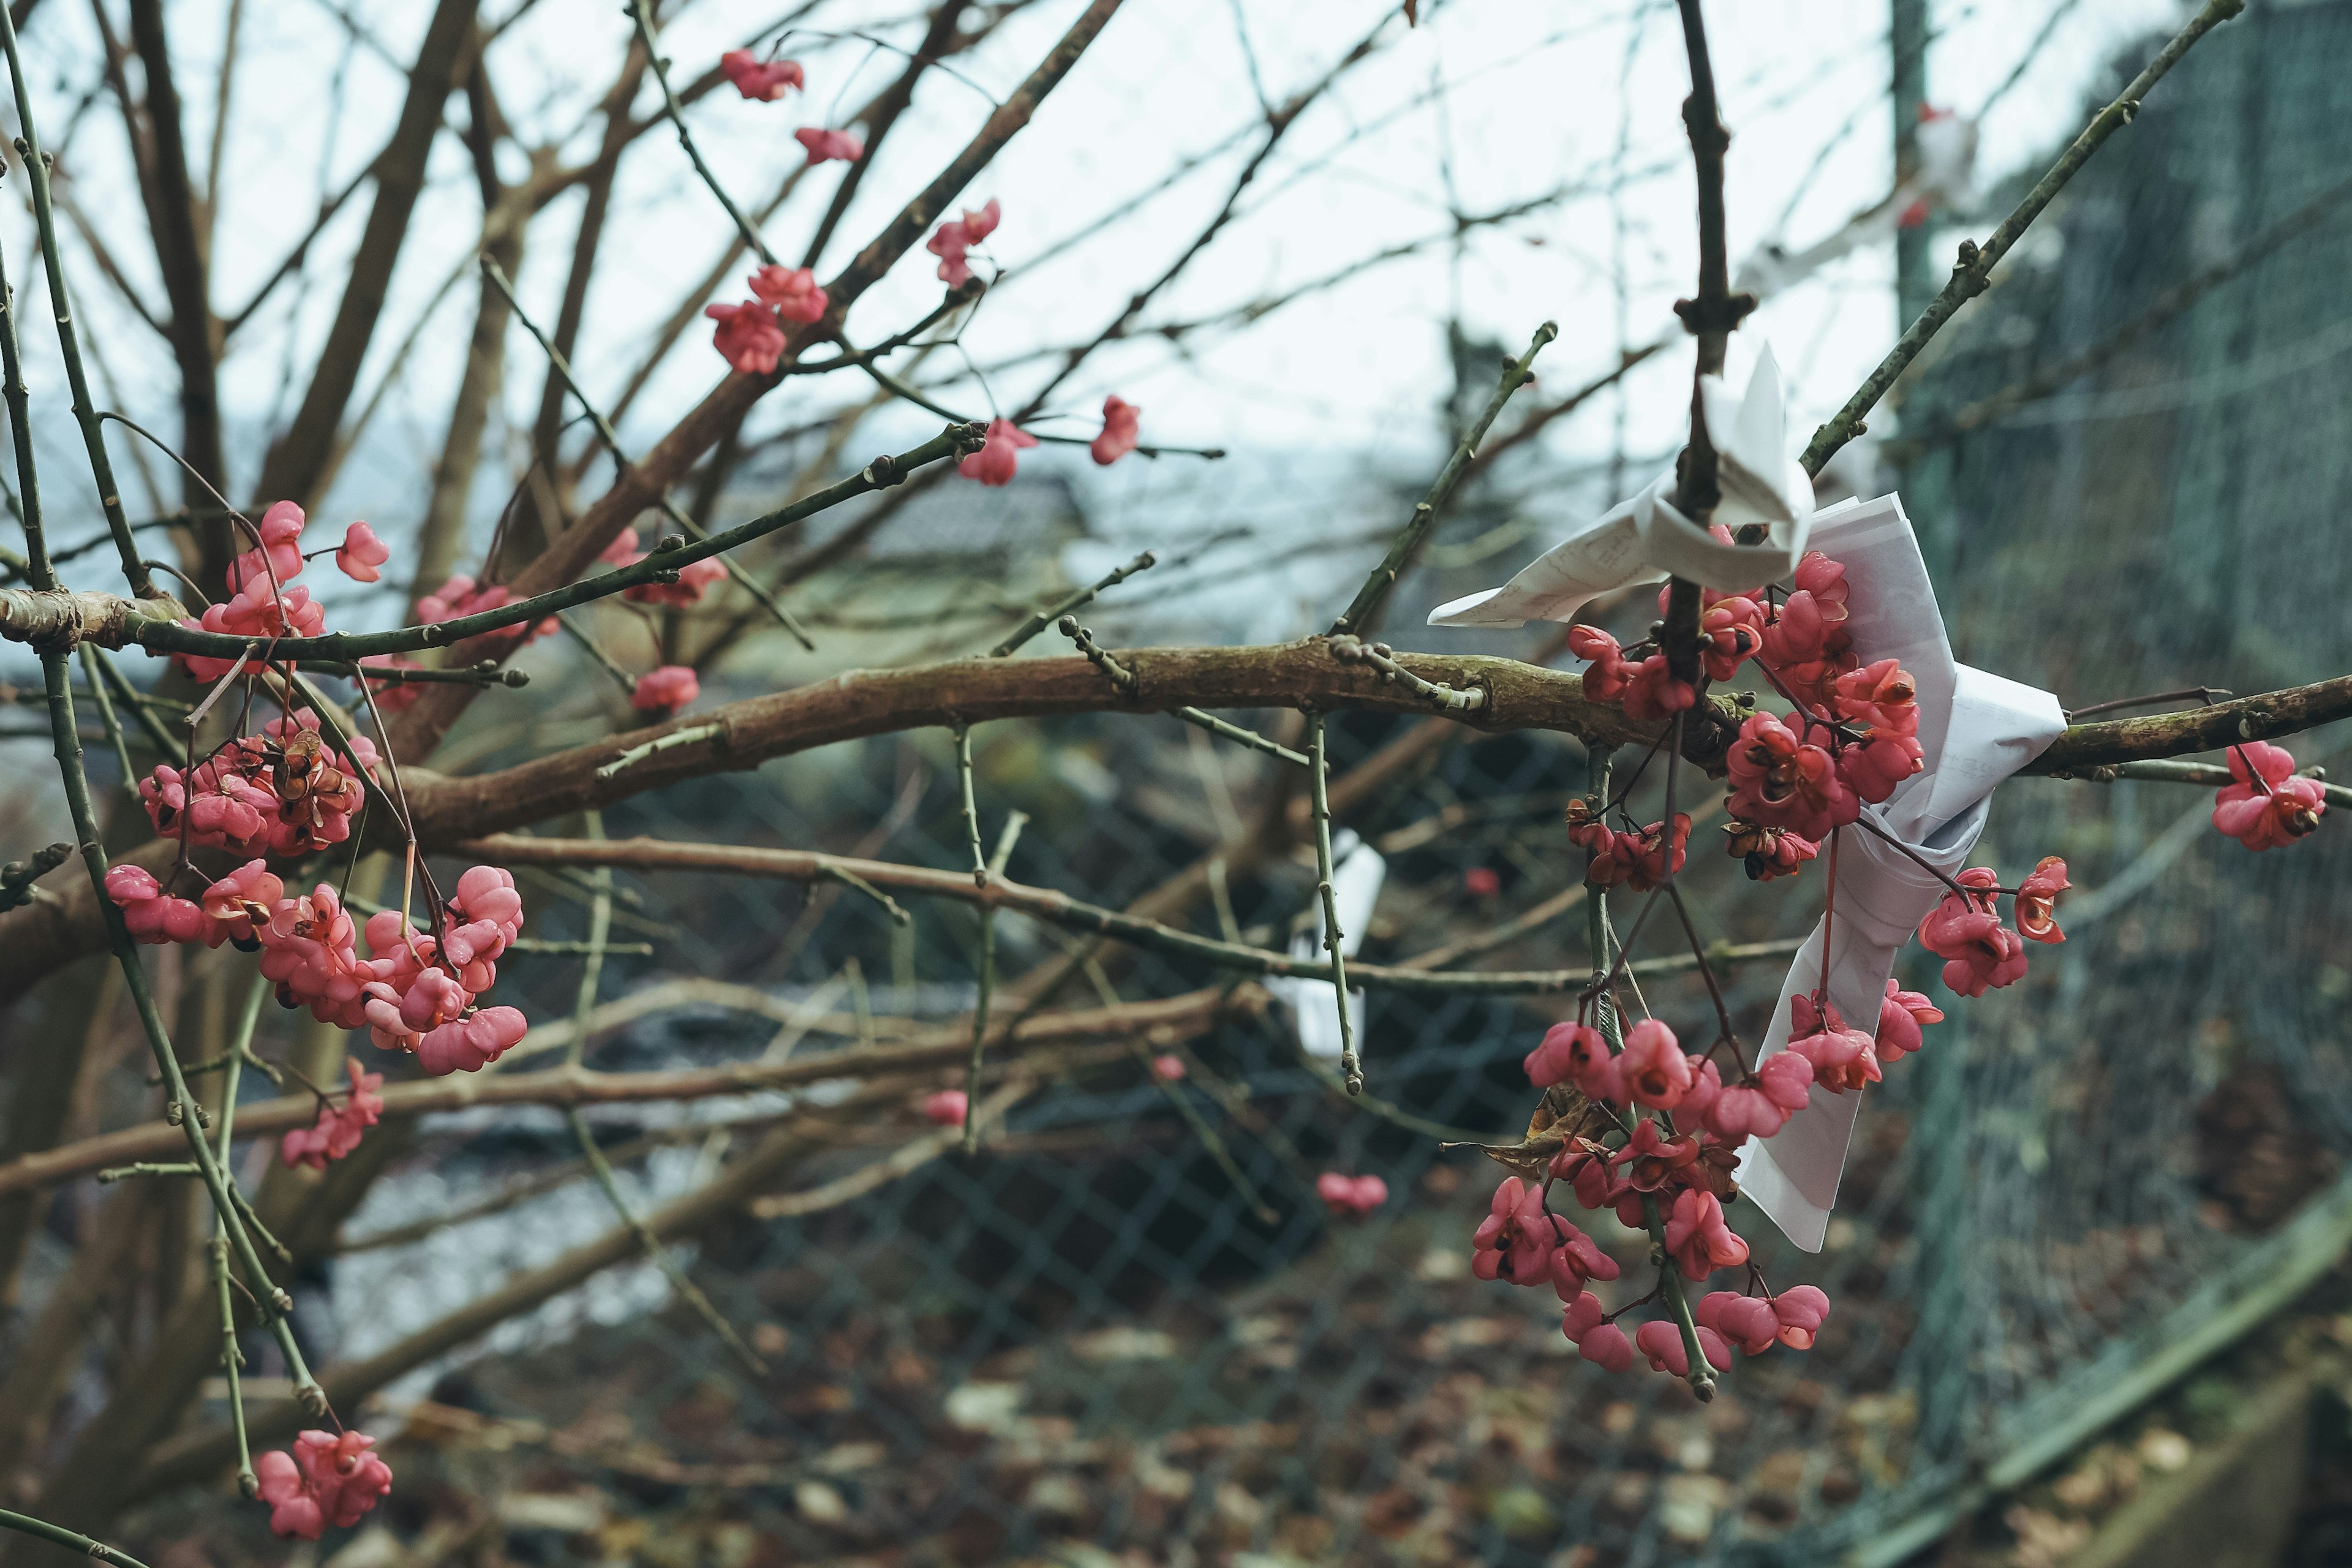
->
left=720, top=48, right=804, bottom=100
left=257, top=1430, right=392, bottom=1539
left=173, top=502, right=380, bottom=682
left=1316, top=1172, right=1388, bottom=1216
left=704, top=264, right=829, bottom=375
left=141, top=712, right=375, bottom=859
left=107, top=864, right=530, bottom=1079
left=926, top=198, right=1000, bottom=288
left=281, top=1060, right=385, bottom=1169
left=2213, top=741, right=2326, bottom=851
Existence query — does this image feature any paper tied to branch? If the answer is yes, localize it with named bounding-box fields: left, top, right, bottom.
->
left=1734, top=494, right=2064, bottom=1250
left=1427, top=349, right=1817, bottom=630
left=1268, top=829, right=1386, bottom=1059
left=1415, top=341, right=2068, bottom=1249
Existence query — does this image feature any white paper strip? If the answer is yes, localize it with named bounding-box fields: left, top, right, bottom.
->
left=1268, top=831, right=1387, bottom=1058
left=1427, top=349, right=1818, bottom=628
left=1732, top=496, right=2067, bottom=1251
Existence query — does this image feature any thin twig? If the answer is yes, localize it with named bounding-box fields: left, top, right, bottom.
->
left=1305, top=710, right=1360, bottom=1093
left=1330, top=319, right=1555, bottom=635
left=1800, top=0, right=2248, bottom=476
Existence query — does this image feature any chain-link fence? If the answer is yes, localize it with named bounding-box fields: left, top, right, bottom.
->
left=17, top=7, right=2352, bottom=1566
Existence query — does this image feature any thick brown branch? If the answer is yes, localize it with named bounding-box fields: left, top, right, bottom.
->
left=251, top=0, right=478, bottom=511
left=2021, top=675, right=2352, bottom=775
left=398, top=640, right=1670, bottom=843
left=383, top=0, right=1129, bottom=758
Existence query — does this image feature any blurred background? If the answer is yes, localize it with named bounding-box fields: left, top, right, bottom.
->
left=5, top=0, right=2352, bottom=1564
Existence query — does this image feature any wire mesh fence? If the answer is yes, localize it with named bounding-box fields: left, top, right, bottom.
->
left=9, top=7, right=2352, bottom=1566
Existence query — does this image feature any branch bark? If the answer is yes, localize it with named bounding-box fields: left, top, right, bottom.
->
left=251, top=0, right=479, bottom=512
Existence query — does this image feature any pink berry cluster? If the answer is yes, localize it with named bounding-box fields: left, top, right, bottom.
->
left=1315, top=1172, right=1389, bottom=1217
left=1912, top=858, right=2070, bottom=1000
left=281, top=1059, right=386, bottom=1170
left=255, top=1429, right=393, bottom=1540
left=705, top=265, right=831, bottom=375
left=926, top=198, right=1000, bottom=288
left=2212, top=740, right=2327, bottom=851
left=716, top=47, right=861, bottom=161
left=141, top=711, right=375, bottom=859
left=1490, top=990, right=1940, bottom=1377
left=170, top=502, right=385, bottom=683
left=1564, top=800, right=1690, bottom=890
left=105, top=862, right=529, bottom=1080
left=718, top=48, right=802, bottom=101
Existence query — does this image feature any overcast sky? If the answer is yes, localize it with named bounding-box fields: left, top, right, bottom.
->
left=1, top=0, right=2195, bottom=540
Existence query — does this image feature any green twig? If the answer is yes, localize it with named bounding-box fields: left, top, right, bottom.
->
left=482, top=255, right=813, bottom=649
left=1305, top=710, right=1360, bottom=1093
left=962, top=806, right=1026, bottom=1156
left=1800, top=0, right=2247, bottom=476
left=1330, top=320, right=1556, bottom=635
left=990, top=550, right=1156, bottom=657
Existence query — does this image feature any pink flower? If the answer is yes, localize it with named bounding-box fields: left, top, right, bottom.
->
left=2214, top=741, right=2326, bottom=851
left=2015, top=855, right=2070, bottom=942
left=1561, top=1289, right=1607, bottom=1344
left=1785, top=992, right=1881, bottom=1092
left=1577, top=1320, right=1634, bottom=1373
left=1609, top=1117, right=1698, bottom=1192
left=1526, top=1022, right=1623, bottom=1105
left=1634, top=1316, right=1732, bottom=1376
left=1663, top=1187, right=1748, bottom=1280
left=254, top=1429, right=392, bottom=1539
left=281, top=1058, right=386, bottom=1169
left=924, top=1089, right=968, bottom=1126
left=200, top=859, right=284, bottom=941
left=925, top=198, right=1001, bottom=287
left=1875, top=978, right=1943, bottom=1065
left=599, top=527, right=641, bottom=566
left=1696, top=595, right=1765, bottom=681
left=1918, top=870, right=2028, bottom=996
left=1706, top=1052, right=1812, bottom=1139
left=1620, top=654, right=1696, bottom=723
left=1619, top=1019, right=1692, bottom=1109
left=704, top=300, right=786, bottom=375
left=1150, top=1053, right=1186, bottom=1081
left=1470, top=1175, right=1555, bottom=1286
left=1463, top=866, right=1501, bottom=899
left=415, top=1006, right=527, bottom=1076
left=1545, top=1220, right=1619, bottom=1290
left=794, top=126, right=864, bottom=163
left=1090, top=394, right=1141, bottom=466
left=1726, top=821, right=1818, bottom=882
left=957, top=418, right=1037, bottom=486
left=720, top=48, right=804, bottom=101
left=1317, top=1172, right=1388, bottom=1216
left=1831, top=659, right=1920, bottom=737
left=1725, top=711, right=1856, bottom=840
left=334, top=521, right=390, bottom=583
left=1695, top=1290, right=1782, bottom=1355
left=1757, top=551, right=1854, bottom=703
left=1551, top=1144, right=1630, bottom=1213
left=632, top=665, right=701, bottom=712
left=959, top=198, right=1001, bottom=246
left=1771, top=1284, right=1831, bottom=1349
left=1567, top=624, right=1630, bottom=703
left=748, top=265, right=827, bottom=324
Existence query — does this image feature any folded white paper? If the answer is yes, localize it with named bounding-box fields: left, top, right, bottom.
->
left=1428, top=349, right=1817, bottom=628
left=1269, top=830, right=1387, bottom=1059
left=1732, top=496, right=2067, bottom=1251
left=1422, top=402, right=2070, bottom=1250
